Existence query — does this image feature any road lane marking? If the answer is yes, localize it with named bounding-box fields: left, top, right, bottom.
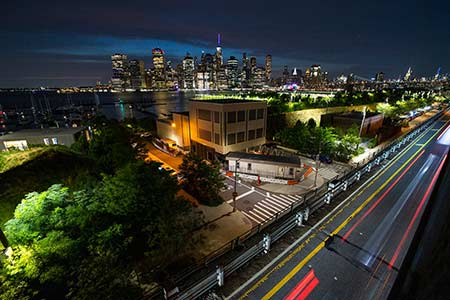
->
left=242, top=211, right=262, bottom=224
left=256, top=202, right=279, bottom=214
left=260, top=119, right=450, bottom=300
left=232, top=116, right=449, bottom=300
left=227, top=190, right=254, bottom=203
left=248, top=210, right=268, bottom=222
left=254, top=206, right=277, bottom=218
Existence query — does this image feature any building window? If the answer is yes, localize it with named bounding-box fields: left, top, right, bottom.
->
left=249, top=109, right=256, bottom=120
left=214, top=133, right=221, bottom=145
left=248, top=163, right=252, bottom=170
left=248, top=129, right=255, bottom=140
left=52, top=137, right=58, bottom=145
left=214, top=111, right=220, bottom=123
left=257, top=108, right=264, bottom=119
left=289, top=168, right=294, bottom=176
left=248, top=129, right=256, bottom=140
left=199, top=129, right=212, bottom=141
left=237, top=131, right=245, bottom=143
left=237, top=110, right=245, bottom=122
left=198, top=109, right=211, bottom=121
left=256, top=128, right=263, bottom=138
left=43, top=138, right=50, bottom=145
left=227, top=111, right=236, bottom=123
left=228, top=133, right=236, bottom=145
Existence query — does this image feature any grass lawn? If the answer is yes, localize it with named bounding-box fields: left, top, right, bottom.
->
left=0, top=146, right=96, bottom=226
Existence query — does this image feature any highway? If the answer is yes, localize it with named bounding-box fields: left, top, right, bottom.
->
left=230, top=110, right=450, bottom=300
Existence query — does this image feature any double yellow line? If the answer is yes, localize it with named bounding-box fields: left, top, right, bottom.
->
left=240, top=115, right=449, bottom=300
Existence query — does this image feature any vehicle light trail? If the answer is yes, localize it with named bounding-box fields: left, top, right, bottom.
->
left=341, top=150, right=425, bottom=241
left=388, top=154, right=448, bottom=268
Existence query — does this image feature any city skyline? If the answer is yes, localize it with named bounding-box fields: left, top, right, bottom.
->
left=1, top=0, right=449, bottom=87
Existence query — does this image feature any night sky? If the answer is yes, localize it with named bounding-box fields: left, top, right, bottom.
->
left=1, top=0, right=449, bottom=87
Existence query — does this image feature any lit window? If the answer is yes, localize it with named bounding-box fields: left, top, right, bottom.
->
left=43, top=138, right=50, bottom=145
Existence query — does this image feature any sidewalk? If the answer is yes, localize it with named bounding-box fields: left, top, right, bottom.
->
left=250, top=172, right=325, bottom=195
left=191, top=202, right=252, bottom=259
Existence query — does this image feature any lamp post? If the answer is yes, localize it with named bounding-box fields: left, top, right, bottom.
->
left=232, top=159, right=241, bottom=213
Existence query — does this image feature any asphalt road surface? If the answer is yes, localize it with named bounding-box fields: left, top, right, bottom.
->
left=230, top=110, right=450, bottom=300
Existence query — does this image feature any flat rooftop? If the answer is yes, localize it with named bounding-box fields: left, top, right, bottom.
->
left=226, top=151, right=301, bottom=166
left=190, top=98, right=265, bottom=104
left=0, top=127, right=84, bottom=140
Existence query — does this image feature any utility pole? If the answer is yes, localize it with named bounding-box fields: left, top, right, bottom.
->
left=314, top=142, right=321, bottom=187
left=232, top=159, right=240, bottom=212
left=359, top=106, right=367, bottom=137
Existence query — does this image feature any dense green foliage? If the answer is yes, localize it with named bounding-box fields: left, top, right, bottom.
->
left=0, top=146, right=96, bottom=226
left=275, top=120, right=362, bottom=161
left=179, top=152, right=225, bottom=206
left=0, top=161, right=199, bottom=299
left=72, top=117, right=136, bottom=174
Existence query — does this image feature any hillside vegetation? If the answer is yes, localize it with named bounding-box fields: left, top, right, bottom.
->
left=0, top=146, right=95, bottom=225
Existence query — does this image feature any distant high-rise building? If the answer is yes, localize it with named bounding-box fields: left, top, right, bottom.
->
left=304, top=64, right=325, bottom=88
left=226, top=56, right=239, bottom=88
left=129, top=59, right=146, bottom=89
left=404, top=67, right=412, bottom=81
left=250, top=67, right=265, bottom=89
left=196, top=70, right=210, bottom=90
left=375, top=72, right=385, bottom=82
left=265, top=55, right=272, bottom=82
left=151, top=48, right=166, bottom=89
left=250, top=56, right=257, bottom=70
left=182, top=53, right=195, bottom=89
left=111, top=54, right=130, bottom=90
left=215, top=33, right=223, bottom=67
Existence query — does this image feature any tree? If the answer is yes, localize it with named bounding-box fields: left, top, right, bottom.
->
left=1, top=161, right=200, bottom=299
left=178, top=153, right=225, bottom=206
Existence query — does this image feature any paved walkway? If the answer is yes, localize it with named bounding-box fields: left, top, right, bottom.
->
left=250, top=173, right=325, bottom=195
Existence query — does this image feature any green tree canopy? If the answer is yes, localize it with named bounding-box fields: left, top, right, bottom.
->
left=178, top=153, right=225, bottom=206
left=1, top=161, right=200, bottom=300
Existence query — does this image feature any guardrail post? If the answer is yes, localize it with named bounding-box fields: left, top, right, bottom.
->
left=295, top=212, right=304, bottom=226
left=216, top=265, right=224, bottom=287
left=263, top=234, right=271, bottom=254
left=356, top=171, right=361, bottom=181
left=325, top=192, right=332, bottom=204
left=343, top=181, right=348, bottom=191
left=304, top=207, right=310, bottom=221
left=366, top=164, right=371, bottom=173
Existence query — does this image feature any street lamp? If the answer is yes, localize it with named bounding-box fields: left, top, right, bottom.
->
left=232, top=159, right=241, bottom=213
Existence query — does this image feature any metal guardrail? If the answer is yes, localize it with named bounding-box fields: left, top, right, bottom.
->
left=159, top=109, right=445, bottom=300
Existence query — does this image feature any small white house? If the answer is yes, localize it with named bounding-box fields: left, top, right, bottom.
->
left=226, top=152, right=303, bottom=184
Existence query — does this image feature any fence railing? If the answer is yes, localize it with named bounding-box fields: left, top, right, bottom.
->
left=153, top=109, right=445, bottom=300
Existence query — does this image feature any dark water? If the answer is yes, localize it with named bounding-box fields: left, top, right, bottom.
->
left=0, top=90, right=228, bottom=120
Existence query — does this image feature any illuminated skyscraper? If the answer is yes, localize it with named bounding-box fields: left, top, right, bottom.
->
left=111, top=54, right=130, bottom=90
left=151, top=48, right=166, bottom=89
left=404, top=67, right=412, bottom=81
left=226, top=56, right=239, bottom=88
left=129, top=59, right=146, bottom=89
left=215, top=33, right=223, bottom=67
left=250, top=56, right=257, bottom=70
left=182, top=53, right=195, bottom=89
left=265, top=55, right=272, bottom=82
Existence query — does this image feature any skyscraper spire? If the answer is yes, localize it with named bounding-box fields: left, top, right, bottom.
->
left=217, top=33, right=221, bottom=46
